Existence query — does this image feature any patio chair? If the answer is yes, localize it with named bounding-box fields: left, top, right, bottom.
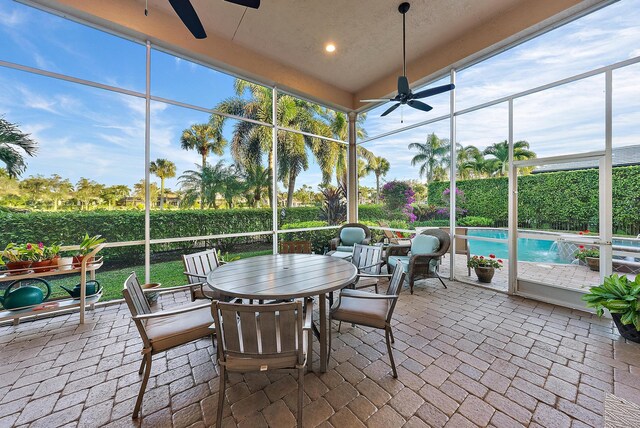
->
left=387, top=229, right=451, bottom=293
left=279, top=240, right=312, bottom=254
left=329, top=223, right=371, bottom=254
left=123, top=272, right=214, bottom=419
left=212, top=300, right=312, bottom=428
left=378, top=221, right=409, bottom=244
left=440, top=227, right=471, bottom=275
left=182, top=248, right=222, bottom=301
left=350, top=243, right=385, bottom=293
left=329, top=262, right=406, bottom=377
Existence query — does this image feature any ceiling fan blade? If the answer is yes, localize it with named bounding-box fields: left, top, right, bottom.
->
left=381, top=103, right=401, bottom=117
left=398, top=76, right=410, bottom=95
left=408, top=100, right=433, bottom=112
left=168, top=0, right=207, bottom=39
left=225, top=0, right=261, bottom=8
left=360, top=99, right=393, bottom=103
left=412, top=83, right=456, bottom=99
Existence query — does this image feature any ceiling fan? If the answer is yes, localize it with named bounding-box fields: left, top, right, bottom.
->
left=361, top=2, right=455, bottom=117
left=147, top=0, right=261, bottom=40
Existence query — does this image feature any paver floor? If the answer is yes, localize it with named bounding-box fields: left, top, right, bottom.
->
left=0, top=277, right=639, bottom=427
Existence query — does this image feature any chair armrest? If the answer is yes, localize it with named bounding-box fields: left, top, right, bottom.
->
left=183, top=271, right=207, bottom=280
left=303, top=299, right=313, bottom=330
left=142, top=284, right=197, bottom=293
left=358, top=260, right=385, bottom=271
left=340, top=293, right=397, bottom=301
left=219, top=260, right=228, bottom=265
left=387, top=245, right=411, bottom=257
left=133, top=302, right=211, bottom=320
left=357, top=273, right=392, bottom=279
left=329, top=237, right=340, bottom=251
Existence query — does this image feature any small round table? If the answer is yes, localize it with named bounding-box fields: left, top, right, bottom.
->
left=206, top=254, right=357, bottom=372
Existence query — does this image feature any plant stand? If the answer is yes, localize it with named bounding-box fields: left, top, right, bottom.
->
left=474, top=267, right=495, bottom=283
left=0, top=244, right=104, bottom=325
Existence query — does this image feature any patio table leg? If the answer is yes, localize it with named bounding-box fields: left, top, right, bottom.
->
left=319, top=292, right=327, bottom=372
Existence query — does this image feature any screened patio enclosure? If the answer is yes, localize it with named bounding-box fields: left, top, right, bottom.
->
left=0, top=0, right=638, bottom=313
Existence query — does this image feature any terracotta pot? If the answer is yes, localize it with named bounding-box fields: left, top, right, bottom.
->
left=142, top=282, right=162, bottom=305
left=31, top=259, right=54, bottom=272
left=72, top=255, right=95, bottom=267
left=5, top=260, right=32, bottom=274
left=474, top=267, right=495, bottom=283
left=585, top=257, right=600, bottom=272
left=49, top=256, right=60, bottom=269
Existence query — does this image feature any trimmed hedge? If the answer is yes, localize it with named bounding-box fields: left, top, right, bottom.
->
left=428, top=165, right=640, bottom=234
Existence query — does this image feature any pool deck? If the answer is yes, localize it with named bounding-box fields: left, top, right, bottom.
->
left=438, top=255, right=611, bottom=292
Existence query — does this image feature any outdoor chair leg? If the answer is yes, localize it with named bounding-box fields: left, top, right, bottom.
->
left=297, top=365, right=304, bottom=428
left=138, top=356, right=146, bottom=375
left=389, top=328, right=395, bottom=344
left=436, top=273, right=447, bottom=289
left=216, top=364, right=226, bottom=427
left=338, top=321, right=342, bottom=332
left=133, top=353, right=152, bottom=418
left=385, top=327, right=397, bottom=378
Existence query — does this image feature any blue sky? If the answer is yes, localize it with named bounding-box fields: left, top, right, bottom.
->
left=0, top=0, right=639, bottom=193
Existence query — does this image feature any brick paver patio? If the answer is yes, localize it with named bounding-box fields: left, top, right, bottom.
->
left=0, top=277, right=639, bottom=427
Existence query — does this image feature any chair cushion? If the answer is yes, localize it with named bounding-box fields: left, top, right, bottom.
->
left=145, top=303, right=213, bottom=353
left=331, top=290, right=389, bottom=329
left=411, top=234, right=440, bottom=255
left=388, top=255, right=410, bottom=272
left=336, top=245, right=355, bottom=253
left=340, top=227, right=366, bottom=246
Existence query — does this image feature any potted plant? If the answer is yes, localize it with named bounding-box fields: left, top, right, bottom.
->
left=44, top=243, right=61, bottom=269
left=1, top=243, right=34, bottom=274
left=30, top=242, right=52, bottom=272
left=468, top=254, right=503, bottom=283
left=582, top=274, right=640, bottom=343
left=575, top=247, right=600, bottom=271
left=73, top=234, right=106, bottom=267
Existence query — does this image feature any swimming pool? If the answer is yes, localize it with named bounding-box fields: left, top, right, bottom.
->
left=467, top=229, right=640, bottom=264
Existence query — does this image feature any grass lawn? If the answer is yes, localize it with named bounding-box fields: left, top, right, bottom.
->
left=43, top=249, right=273, bottom=302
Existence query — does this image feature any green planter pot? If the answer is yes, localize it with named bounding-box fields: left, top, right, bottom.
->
left=474, top=267, right=495, bottom=283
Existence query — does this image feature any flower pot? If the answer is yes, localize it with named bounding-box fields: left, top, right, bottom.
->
left=58, top=257, right=74, bottom=271
left=474, top=267, right=495, bottom=283
left=142, top=283, right=161, bottom=305
left=585, top=256, right=600, bottom=272
left=5, top=261, right=32, bottom=274
left=31, top=259, right=54, bottom=272
left=72, top=255, right=95, bottom=267
left=611, top=313, right=640, bottom=343
left=49, top=256, right=60, bottom=270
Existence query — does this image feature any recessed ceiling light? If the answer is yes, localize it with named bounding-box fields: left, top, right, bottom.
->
left=325, top=43, right=336, bottom=53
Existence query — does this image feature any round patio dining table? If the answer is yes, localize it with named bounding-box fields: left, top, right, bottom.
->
left=206, top=254, right=357, bottom=372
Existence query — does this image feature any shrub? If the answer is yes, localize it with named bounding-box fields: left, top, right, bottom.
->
left=458, top=216, right=494, bottom=227
left=413, top=220, right=450, bottom=227
left=381, top=180, right=417, bottom=222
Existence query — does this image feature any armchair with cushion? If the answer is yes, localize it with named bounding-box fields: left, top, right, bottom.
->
left=387, top=229, right=450, bottom=293
left=123, top=272, right=214, bottom=418
left=329, top=223, right=371, bottom=253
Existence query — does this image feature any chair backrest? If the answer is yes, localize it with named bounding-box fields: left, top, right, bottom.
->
left=123, top=271, right=151, bottom=316
left=385, top=261, right=406, bottom=322
left=279, top=241, right=312, bottom=254
left=337, top=223, right=371, bottom=243
left=418, top=229, right=451, bottom=257
left=351, top=244, right=383, bottom=275
left=439, top=227, right=469, bottom=255
left=378, top=222, right=397, bottom=241
left=182, top=249, right=220, bottom=285
left=212, top=301, right=305, bottom=366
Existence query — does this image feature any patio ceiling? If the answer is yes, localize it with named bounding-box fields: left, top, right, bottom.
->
left=32, top=0, right=600, bottom=112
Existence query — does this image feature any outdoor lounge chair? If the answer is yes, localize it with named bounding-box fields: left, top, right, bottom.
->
left=212, top=300, right=312, bottom=428
left=329, top=223, right=372, bottom=254
left=387, top=229, right=451, bottom=293
left=123, top=272, right=214, bottom=419
left=182, top=248, right=222, bottom=301
left=279, top=240, right=312, bottom=254
left=440, top=227, right=472, bottom=276
left=329, top=262, right=406, bottom=377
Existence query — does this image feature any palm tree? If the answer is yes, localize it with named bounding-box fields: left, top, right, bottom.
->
left=178, top=160, right=228, bottom=209
left=456, top=145, right=484, bottom=179
left=242, top=164, right=270, bottom=208
left=180, top=120, right=227, bottom=209
left=0, top=117, right=38, bottom=178
left=366, top=156, right=390, bottom=203
left=408, top=133, right=451, bottom=182
left=221, top=164, right=245, bottom=209
left=150, top=158, right=176, bottom=210
left=483, top=140, right=536, bottom=176
left=101, top=185, right=130, bottom=210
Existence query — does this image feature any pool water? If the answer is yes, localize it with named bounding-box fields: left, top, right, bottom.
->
left=467, top=229, right=568, bottom=264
